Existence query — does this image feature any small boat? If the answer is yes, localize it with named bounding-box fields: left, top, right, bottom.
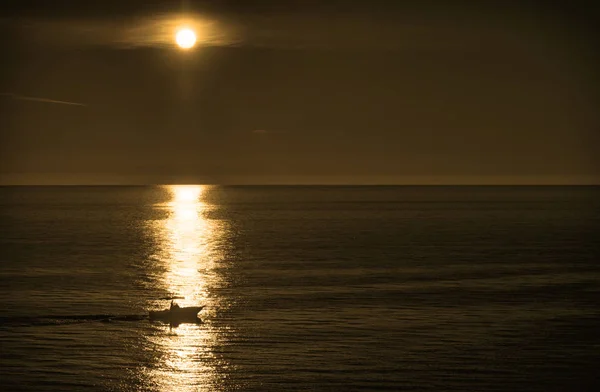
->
left=149, top=305, right=204, bottom=323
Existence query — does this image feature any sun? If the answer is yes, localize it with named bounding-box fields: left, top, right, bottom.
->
left=175, top=28, right=196, bottom=49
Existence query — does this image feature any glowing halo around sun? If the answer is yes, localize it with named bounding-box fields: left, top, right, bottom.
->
left=175, top=28, right=197, bottom=49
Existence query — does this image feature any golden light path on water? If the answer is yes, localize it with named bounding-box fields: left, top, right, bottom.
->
left=145, top=185, right=229, bottom=391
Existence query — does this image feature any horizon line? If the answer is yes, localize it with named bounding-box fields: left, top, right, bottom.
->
left=1, top=183, right=599, bottom=187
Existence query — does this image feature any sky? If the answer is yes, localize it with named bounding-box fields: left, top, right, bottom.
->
left=0, top=0, right=598, bottom=184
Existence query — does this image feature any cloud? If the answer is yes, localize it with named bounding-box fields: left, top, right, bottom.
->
left=251, top=130, right=291, bottom=135
left=1, top=93, right=87, bottom=107
left=3, top=6, right=571, bottom=52
left=8, top=13, right=238, bottom=49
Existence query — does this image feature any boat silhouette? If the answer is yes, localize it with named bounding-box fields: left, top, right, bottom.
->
left=148, top=303, right=204, bottom=324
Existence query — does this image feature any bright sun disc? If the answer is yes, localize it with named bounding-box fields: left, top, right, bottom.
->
left=176, top=28, right=196, bottom=49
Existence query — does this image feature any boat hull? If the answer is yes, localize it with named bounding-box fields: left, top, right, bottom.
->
left=149, top=306, right=203, bottom=323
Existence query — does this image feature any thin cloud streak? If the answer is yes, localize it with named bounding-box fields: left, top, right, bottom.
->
left=1, top=93, right=87, bottom=107
left=4, top=10, right=558, bottom=52
left=8, top=13, right=237, bottom=49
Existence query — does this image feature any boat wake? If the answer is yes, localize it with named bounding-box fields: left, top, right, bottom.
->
left=0, top=314, right=149, bottom=327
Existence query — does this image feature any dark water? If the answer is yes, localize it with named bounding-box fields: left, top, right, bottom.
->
left=1, top=185, right=599, bottom=391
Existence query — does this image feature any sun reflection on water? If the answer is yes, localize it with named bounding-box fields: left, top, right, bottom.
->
left=145, top=185, right=228, bottom=391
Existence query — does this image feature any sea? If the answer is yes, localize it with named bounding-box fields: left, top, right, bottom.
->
left=0, top=185, right=599, bottom=391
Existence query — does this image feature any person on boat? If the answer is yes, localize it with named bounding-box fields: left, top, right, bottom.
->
left=170, top=300, right=180, bottom=310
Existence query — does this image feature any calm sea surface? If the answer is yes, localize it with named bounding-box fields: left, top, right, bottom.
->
left=0, top=186, right=599, bottom=391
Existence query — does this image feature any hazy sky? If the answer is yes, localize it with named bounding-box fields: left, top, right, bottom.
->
left=0, top=0, right=598, bottom=184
